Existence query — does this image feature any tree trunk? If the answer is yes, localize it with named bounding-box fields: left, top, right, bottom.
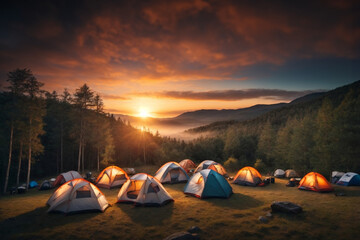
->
left=4, top=122, right=14, bottom=194
left=16, top=141, right=23, bottom=186
left=26, top=117, right=32, bottom=191
left=60, top=121, right=63, bottom=173
left=77, top=120, right=82, bottom=172
left=97, top=146, right=100, bottom=172
left=81, top=142, right=85, bottom=173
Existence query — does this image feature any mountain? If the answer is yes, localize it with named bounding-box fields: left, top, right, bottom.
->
left=114, top=92, right=324, bottom=136
left=188, top=80, right=360, bottom=134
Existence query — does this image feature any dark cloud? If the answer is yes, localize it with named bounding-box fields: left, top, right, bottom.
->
left=0, top=0, right=359, bottom=90
left=131, top=89, right=320, bottom=101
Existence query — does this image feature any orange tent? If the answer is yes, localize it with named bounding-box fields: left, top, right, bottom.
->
left=179, top=159, right=197, bottom=173
left=298, top=172, right=333, bottom=192
left=96, top=166, right=129, bottom=189
left=233, top=166, right=262, bottom=186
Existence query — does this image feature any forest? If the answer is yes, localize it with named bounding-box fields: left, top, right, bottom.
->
left=1, top=68, right=359, bottom=193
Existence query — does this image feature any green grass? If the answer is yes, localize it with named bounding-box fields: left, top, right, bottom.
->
left=1, top=167, right=360, bottom=240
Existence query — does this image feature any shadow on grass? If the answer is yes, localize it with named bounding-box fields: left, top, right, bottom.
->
left=0, top=206, right=99, bottom=238
left=207, top=193, right=263, bottom=210
left=116, top=202, right=174, bottom=226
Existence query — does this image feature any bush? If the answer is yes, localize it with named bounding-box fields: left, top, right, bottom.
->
left=254, top=159, right=266, bottom=173
left=223, top=157, right=240, bottom=172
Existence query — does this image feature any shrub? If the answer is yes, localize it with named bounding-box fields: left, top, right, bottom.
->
left=254, top=159, right=266, bottom=173
left=224, top=157, right=240, bottom=171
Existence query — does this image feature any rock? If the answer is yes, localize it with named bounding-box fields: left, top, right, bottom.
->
left=258, top=216, right=269, bottom=223
left=271, top=201, right=302, bottom=214
left=163, top=232, right=200, bottom=240
left=265, top=212, right=272, bottom=218
left=188, top=226, right=201, bottom=233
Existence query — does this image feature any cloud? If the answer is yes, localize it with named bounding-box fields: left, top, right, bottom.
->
left=102, top=94, right=131, bottom=100
left=0, top=0, right=359, bottom=93
left=131, top=89, right=320, bottom=101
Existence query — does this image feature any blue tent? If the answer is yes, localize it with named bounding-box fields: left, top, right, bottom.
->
left=29, top=181, right=38, bottom=188
left=184, top=169, right=232, bottom=198
left=336, top=172, right=360, bottom=186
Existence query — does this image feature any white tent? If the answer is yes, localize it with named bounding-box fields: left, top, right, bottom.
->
left=274, top=169, right=285, bottom=178
left=53, top=170, right=82, bottom=187
left=331, top=171, right=345, bottom=184
left=47, top=179, right=109, bottom=214
left=194, top=160, right=227, bottom=176
left=117, top=173, right=173, bottom=206
left=336, top=172, right=360, bottom=186
left=155, top=162, right=189, bottom=183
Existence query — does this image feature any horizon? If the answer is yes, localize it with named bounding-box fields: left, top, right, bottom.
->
left=1, top=1, right=359, bottom=118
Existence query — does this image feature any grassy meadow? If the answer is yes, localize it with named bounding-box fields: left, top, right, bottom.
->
left=1, top=166, right=360, bottom=240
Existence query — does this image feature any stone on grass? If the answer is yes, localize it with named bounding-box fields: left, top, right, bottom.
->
left=266, top=212, right=273, bottom=218
left=258, top=216, right=269, bottom=223
left=163, top=232, right=200, bottom=240
left=188, top=226, right=201, bottom=233
left=271, top=201, right=302, bottom=214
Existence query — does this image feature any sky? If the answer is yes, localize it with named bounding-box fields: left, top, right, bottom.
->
left=0, top=0, right=359, bottom=118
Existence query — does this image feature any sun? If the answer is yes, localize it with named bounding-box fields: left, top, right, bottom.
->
left=138, top=108, right=150, bottom=118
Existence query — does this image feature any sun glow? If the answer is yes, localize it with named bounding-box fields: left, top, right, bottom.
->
left=138, top=108, right=151, bottom=118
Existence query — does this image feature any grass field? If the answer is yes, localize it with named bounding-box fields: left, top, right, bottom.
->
left=1, top=166, right=360, bottom=240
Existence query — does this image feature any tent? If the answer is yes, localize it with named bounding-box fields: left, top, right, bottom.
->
left=184, top=169, right=232, bottom=199
left=274, top=169, right=285, bottom=178
left=331, top=171, right=345, bottom=184
left=336, top=172, right=360, bottom=186
left=53, top=171, right=82, bottom=187
left=155, top=162, right=189, bottom=184
left=298, top=172, right=333, bottom=192
left=194, top=160, right=227, bottom=176
left=96, top=166, right=129, bottom=189
left=39, top=180, right=53, bottom=191
left=47, top=178, right=109, bottom=214
left=117, top=173, right=174, bottom=206
left=285, top=169, right=298, bottom=178
left=179, top=159, right=197, bottom=173
left=29, top=181, right=38, bottom=188
left=233, top=166, right=262, bottom=186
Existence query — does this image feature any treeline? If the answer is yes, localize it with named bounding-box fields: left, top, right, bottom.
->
left=184, top=80, right=360, bottom=177
left=0, top=69, right=186, bottom=193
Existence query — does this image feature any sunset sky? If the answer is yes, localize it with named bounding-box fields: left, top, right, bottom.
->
left=1, top=0, right=359, bottom=117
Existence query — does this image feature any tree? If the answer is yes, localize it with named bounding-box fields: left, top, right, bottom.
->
left=22, top=72, right=45, bottom=190
left=73, top=84, right=94, bottom=172
left=3, top=69, right=30, bottom=193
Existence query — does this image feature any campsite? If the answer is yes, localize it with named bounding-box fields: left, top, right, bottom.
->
left=1, top=1, right=360, bottom=239
left=1, top=165, right=360, bottom=240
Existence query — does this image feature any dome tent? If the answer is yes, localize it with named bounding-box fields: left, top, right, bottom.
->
left=274, top=169, right=285, bottom=178
left=96, top=166, right=129, bottom=189
left=155, top=162, right=189, bottom=184
left=336, top=172, right=360, bottom=186
left=47, top=178, right=109, bottom=214
left=117, top=173, right=173, bottom=206
left=194, top=160, right=227, bottom=176
left=233, top=166, right=262, bottom=186
left=298, top=172, right=333, bottom=192
left=179, top=159, right=197, bottom=173
left=285, top=169, right=298, bottom=178
left=53, top=171, right=82, bottom=187
left=184, top=169, right=232, bottom=199
left=331, top=171, right=345, bottom=184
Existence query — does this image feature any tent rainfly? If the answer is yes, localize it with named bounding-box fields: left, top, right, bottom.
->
left=179, top=159, right=197, bottom=173
left=53, top=171, right=83, bottom=187
left=117, top=173, right=174, bottom=206
left=96, top=166, right=129, bottom=189
left=184, top=169, right=232, bottom=199
left=155, top=162, right=189, bottom=184
left=233, top=166, right=262, bottom=186
left=47, top=178, right=109, bottom=214
left=194, top=160, right=227, bottom=176
left=298, top=172, right=333, bottom=192
left=336, top=172, right=360, bottom=186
